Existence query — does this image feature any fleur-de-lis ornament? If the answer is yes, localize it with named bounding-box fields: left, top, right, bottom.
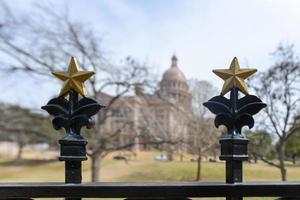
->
left=203, top=57, right=266, bottom=134
left=42, top=57, right=104, bottom=135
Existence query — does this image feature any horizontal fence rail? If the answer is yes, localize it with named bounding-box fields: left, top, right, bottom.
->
left=0, top=182, right=300, bottom=199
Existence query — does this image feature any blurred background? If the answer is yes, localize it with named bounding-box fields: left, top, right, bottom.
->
left=0, top=0, right=299, bottom=185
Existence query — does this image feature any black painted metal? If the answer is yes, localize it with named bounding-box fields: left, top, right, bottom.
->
left=203, top=87, right=267, bottom=200
left=203, top=87, right=266, bottom=133
left=42, top=90, right=103, bottom=135
left=0, top=182, right=300, bottom=198
left=125, top=198, right=191, bottom=200
left=42, top=89, right=103, bottom=200
left=220, top=134, right=249, bottom=184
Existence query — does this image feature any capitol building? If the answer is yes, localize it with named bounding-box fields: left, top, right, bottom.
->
left=98, top=55, right=193, bottom=152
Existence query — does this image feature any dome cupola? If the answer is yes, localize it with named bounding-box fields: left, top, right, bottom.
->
left=162, top=54, right=187, bottom=83
left=157, top=54, right=191, bottom=109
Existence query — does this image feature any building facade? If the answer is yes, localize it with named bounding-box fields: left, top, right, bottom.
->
left=98, top=55, right=193, bottom=151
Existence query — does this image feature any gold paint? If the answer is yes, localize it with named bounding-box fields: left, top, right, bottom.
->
left=213, top=57, right=257, bottom=95
left=52, top=57, right=94, bottom=96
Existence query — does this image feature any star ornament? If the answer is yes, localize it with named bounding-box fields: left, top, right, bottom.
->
left=213, top=57, right=257, bottom=96
left=52, top=57, right=94, bottom=97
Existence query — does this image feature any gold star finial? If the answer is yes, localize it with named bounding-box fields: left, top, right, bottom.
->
left=213, top=57, right=257, bottom=96
left=52, top=57, right=94, bottom=96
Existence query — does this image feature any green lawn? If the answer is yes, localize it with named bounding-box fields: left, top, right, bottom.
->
left=0, top=151, right=299, bottom=199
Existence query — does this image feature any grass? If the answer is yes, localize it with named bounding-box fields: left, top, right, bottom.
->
left=0, top=151, right=299, bottom=199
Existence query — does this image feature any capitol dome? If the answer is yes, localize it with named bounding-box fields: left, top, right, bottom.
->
left=157, top=54, right=191, bottom=109
left=162, top=55, right=187, bottom=83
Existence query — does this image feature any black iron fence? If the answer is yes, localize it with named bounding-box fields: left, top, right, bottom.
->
left=1, top=57, right=299, bottom=200
left=0, top=182, right=300, bottom=199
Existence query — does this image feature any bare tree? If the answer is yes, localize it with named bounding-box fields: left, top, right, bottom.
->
left=0, top=103, right=56, bottom=159
left=187, top=79, right=221, bottom=181
left=0, top=3, right=154, bottom=181
left=251, top=44, right=300, bottom=181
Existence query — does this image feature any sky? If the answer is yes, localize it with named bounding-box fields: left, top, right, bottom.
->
left=1, top=0, right=300, bottom=108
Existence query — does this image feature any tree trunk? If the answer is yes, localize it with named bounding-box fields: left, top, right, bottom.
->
left=196, top=153, right=202, bottom=181
left=91, top=154, right=101, bottom=182
left=166, top=151, right=173, bottom=161
left=278, top=142, right=287, bottom=181
left=254, top=154, right=258, bottom=164
left=292, top=154, right=296, bottom=165
left=16, top=142, right=24, bottom=160
left=166, top=146, right=173, bottom=161
left=180, top=154, right=183, bottom=162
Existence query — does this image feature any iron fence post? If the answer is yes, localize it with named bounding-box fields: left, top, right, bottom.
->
left=202, top=59, right=266, bottom=199
left=204, top=84, right=265, bottom=200
left=42, top=58, right=103, bottom=199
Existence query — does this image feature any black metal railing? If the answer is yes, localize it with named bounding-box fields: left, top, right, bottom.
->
left=1, top=57, right=299, bottom=200
left=0, top=182, right=300, bottom=199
